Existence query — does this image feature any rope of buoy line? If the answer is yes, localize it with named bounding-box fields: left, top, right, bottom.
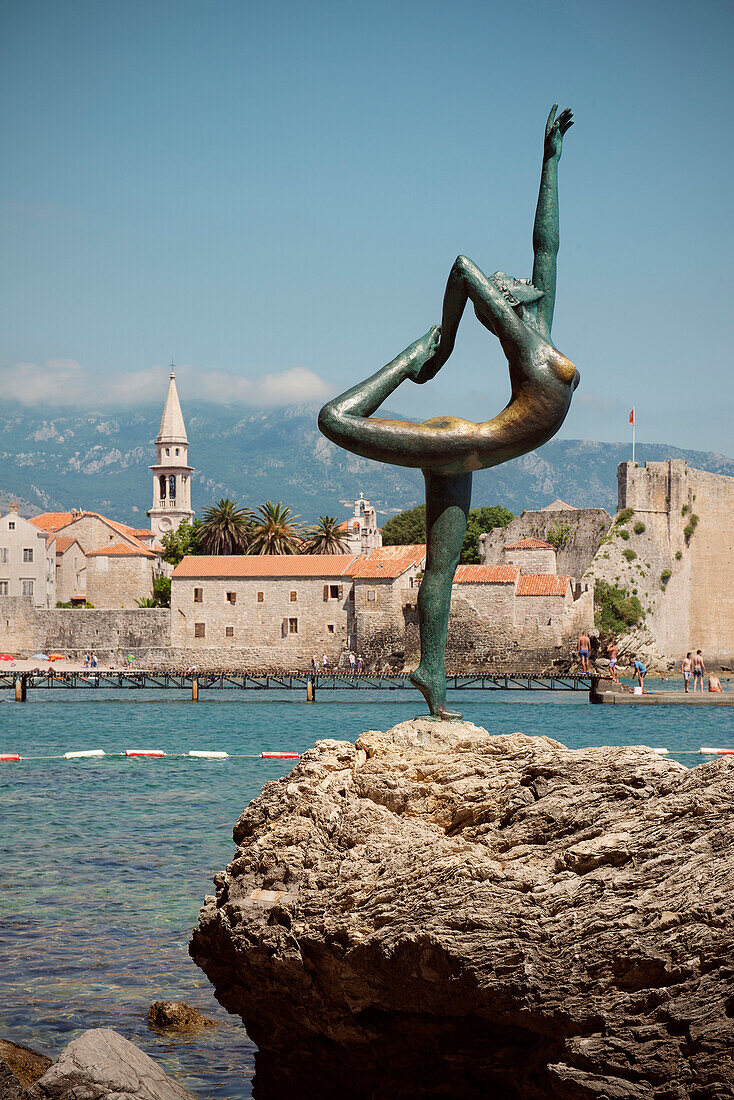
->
left=0, top=747, right=731, bottom=763
left=0, top=749, right=301, bottom=762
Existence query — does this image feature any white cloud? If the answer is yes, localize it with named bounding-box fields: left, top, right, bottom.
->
left=0, top=359, right=331, bottom=409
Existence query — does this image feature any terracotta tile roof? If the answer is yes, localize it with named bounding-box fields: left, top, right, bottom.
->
left=454, top=564, right=520, bottom=584
left=55, top=536, right=80, bottom=554
left=347, top=544, right=426, bottom=579
left=87, top=542, right=157, bottom=559
left=516, top=574, right=570, bottom=596
left=337, top=519, right=360, bottom=532
left=172, top=554, right=359, bottom=579
left=504, top=537, right=556, bottom=550
left=30, top=512, right=75, bottom=532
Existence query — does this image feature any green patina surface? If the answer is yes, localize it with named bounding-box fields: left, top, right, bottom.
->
left=319, top=106, right=578, bottom=718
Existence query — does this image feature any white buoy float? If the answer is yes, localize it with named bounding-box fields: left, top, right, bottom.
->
left=188, top=750, right=229, bottom=759
left=64, top=749, right=106, bottom=759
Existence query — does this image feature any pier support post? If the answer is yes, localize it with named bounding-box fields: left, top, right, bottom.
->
left=15, top=675, right=27, bottom=702
left=306, top=674, right=316, bottom=702
left=192, top=676, right=199, bottom=702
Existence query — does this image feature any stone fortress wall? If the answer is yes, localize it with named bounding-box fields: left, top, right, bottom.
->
left=480, top=504, right=613, bottom=581
left=0, top=599, right=171, bottom=661
left=585, top=461, right=734, bottom=668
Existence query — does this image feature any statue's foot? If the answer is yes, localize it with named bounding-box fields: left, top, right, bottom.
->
left=405, top=326, right=443, bottom=384
left=409, top=665, right=462, bottom=721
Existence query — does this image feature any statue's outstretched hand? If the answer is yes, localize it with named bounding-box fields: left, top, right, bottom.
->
left=543, top=105, right=573, bottom=162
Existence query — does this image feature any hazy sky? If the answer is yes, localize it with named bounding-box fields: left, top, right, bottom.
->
left=1, top=0, right=732, bottom=454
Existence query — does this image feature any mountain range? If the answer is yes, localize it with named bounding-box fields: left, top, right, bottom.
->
left=1, top=402, right=732, bottom=526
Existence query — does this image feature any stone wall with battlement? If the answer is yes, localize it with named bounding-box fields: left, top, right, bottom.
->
left=480, top=507, right=612, bottom=581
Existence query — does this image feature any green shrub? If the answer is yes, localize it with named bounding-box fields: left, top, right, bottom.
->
left=661, top=569, right=672, bottom=582
left=675, top=550, right=682, bottom=560
left=56, top=600, right=95, bottom=609
left=622, top=548, right=637, bottom=562
left=684, top=514, right=699, bottom=543
left=594, top=580, right=644, bottom=633
left=619, top=529, right=630, bottom=541
left=546, top=521, right=573, bottom=550
left=615, top=508, right=634, bottom=526
left=633, top=521, right=645, bottom=534
left=681, top=505, right=689, bottom=516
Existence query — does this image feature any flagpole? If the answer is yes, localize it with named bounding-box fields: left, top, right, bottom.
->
left=632, top=414, right=635, bottom=465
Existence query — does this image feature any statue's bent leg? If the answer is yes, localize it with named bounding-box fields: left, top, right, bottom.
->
left=318, top=327, right=440, bottom=467
left=410, top=469, right=472, bottom=719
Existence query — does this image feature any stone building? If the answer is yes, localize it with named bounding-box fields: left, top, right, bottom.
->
left=170, top=545, right=425, bottom=668
left=480, top=501, right=612, bottom=581
left=502, top=538, right=558, bottom=575
left=148, top=370, right=194, bottom=543
left=0, top=505, right=56, bottom=607
left=585, top=461, right=734, bottom=668
left=29, top=510, right=163, bottom=608
left=337, top=496, right=382, bottom=556
left=405, top=563, right=593, bottom=673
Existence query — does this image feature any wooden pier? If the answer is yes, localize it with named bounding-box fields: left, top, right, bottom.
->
left=594, top=690, right=734, bottom=707
left=0, top=669, right=591, bottom=697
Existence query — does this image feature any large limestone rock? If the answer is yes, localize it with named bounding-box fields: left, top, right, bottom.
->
left=190, top=720, right=734, bottom=1099
left=27, top=1028, right=195, bottom=1099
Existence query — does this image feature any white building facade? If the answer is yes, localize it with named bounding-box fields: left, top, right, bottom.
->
left=0, top=505, right=55, bottom=607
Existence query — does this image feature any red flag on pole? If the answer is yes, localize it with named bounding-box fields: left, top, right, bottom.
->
left=629, top=408, right=635, bottom=425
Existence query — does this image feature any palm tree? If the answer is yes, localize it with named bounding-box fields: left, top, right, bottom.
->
left=197, top=498, right=253, bottom=555
left=248, top=501, right=304, bottom=555
left=301, top=515, right=349, bottom=554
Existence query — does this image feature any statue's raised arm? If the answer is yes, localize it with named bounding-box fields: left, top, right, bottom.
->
left=531, top=105, right=574, bottom=339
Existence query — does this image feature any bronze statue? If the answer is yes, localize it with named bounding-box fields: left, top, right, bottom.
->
left=319, top=106, right=578, bottom=719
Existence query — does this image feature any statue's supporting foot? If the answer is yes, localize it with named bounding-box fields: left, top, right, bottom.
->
left=409, top=665, right=462, bottom=721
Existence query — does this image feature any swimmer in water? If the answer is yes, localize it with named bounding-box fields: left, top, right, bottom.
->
left=319, top=106, right=578, bottom=719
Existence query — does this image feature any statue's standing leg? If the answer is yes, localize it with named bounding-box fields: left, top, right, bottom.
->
left=409, top=469, right=472, bottom=719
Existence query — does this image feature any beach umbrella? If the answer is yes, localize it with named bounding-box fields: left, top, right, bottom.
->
left=48, top=654, right=66, bottom=660
left=31, top=653, right=50, bottom=660
left=0, top=654, right=13, bottom=661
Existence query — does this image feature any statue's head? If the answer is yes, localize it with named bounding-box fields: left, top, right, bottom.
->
left=490, top=271, right=544, bottom=311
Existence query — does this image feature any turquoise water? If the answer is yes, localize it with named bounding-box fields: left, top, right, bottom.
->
left=1, top=685, right=732, bottom=1097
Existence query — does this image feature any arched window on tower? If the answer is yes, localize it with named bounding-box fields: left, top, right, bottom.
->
left=160, top=475, right=167, bottom=500
left=169, top=475, right=176, bottom=501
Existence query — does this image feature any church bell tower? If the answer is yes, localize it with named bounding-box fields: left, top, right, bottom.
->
left=149, top=369, right=194, bottom=542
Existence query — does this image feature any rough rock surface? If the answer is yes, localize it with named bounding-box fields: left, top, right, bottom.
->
left=191, top=720, right=734, bottom=1099
left=147, top=1001, right=218, bottom=1033
left=0, top=1042, right=50, bottom=1090
left=27, top=1028, right=195, bottom=1099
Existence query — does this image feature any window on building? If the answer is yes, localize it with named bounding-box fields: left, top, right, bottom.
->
left=327, top=623, right=335, bottom=634
left=0, top=581, right=8, bottom=595
left=194, top=622, right=205, bottom=638
left=23, top=548, right=33, bottom=563
left=226, top=591, right=236, bottom=604
left=367, top=588, right=377, bottom=602
left=166, top=448, right=170, bottom=456
left=193, top=587, right=203, bottom=603
left=290, top=590, right=297, bottom=602
left=159, top=475, right=167, bottom=499
left=0, top=549, right=7, bottom=563
left=225, top=626, right=234, bottom=637
left=169, top=475, right=176, bottom=500
left=324, top=584, right=343, bottom=600
left=175, top=448, right=179, bottom=456
left=22, top=580, right=34, bottom=597
left=257, top=591, right=264, bottom=603
left=8, top=522, right=15, bottom=530
left=288, top=618, right=298, bottom=634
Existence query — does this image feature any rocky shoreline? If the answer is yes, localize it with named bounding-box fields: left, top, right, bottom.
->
left=191, top=719, right=734, bottom=1098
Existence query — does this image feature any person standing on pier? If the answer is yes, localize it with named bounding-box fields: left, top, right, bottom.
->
left=692, top=650, right=706, bottom=693
left=681, top=652, right=692, bottom=693
left=577, top=630, right=590, bottom=673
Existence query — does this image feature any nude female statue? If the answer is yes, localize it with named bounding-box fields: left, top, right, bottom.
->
left=319, top=106, right=578, bottom=719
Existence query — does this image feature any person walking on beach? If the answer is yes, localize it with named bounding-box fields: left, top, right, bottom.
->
left=692, top=650, right=705, bottom=693
left=681, top=652, right=692, bottom=693
left=631, top=653, right=646, bottom=689
left=607, top=639, right=618, bottom=682
left=577, top=630, right=590, bottom=673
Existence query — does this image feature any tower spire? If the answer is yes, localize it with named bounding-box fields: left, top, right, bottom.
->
left=149, top=367, right=194, bottom=542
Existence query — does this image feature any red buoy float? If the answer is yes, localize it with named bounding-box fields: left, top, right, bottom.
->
left=125, top=749, right=166, bottom=758
left=0, top=753, right=21, bottom=762
left=261, top=751, right=299, bottom=759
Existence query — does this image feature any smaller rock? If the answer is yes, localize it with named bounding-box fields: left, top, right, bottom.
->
left=0, top=1040, right=51, bottom=1089
left=147, top=1001, right=218, bottom=1033
left=27, top=1028, right=195, bottom=1099
left=0, top=1062, right=26, bottom=1100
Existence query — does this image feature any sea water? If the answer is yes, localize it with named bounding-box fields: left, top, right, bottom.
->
left=1, top=685, right=731, bottom=1098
